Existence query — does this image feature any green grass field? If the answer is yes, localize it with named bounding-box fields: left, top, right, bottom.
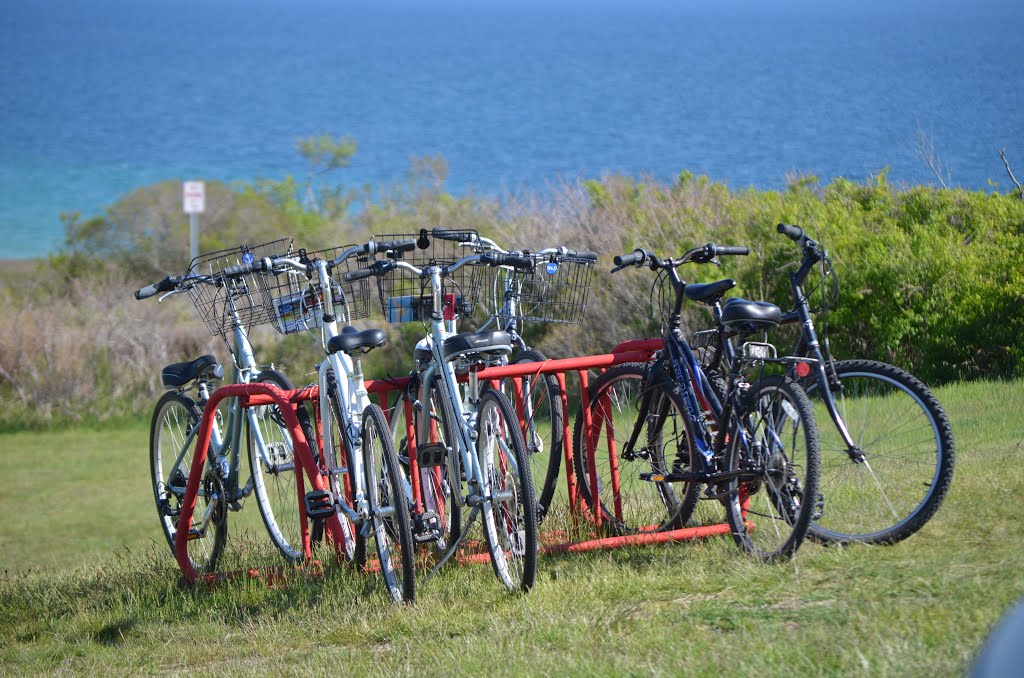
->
left=1, top=379, right=1022, bottom=674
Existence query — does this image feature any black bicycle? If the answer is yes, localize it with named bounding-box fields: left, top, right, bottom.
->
left=573, top=243, right=821, bottom=561
left=694, top=224, right=954, bottom=545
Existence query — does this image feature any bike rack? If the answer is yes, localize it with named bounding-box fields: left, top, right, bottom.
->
left=364, top=338, right=733, bottom=558
left=172, top=382, right=348, bottom=585
left=172, top=339, right=734, bottom=585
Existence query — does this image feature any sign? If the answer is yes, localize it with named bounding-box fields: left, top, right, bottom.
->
left=183, top=181, right=205, bottom=214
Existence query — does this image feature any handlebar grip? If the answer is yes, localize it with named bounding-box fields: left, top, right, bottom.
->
left=563, top=249, right=599, bottom=262
left=613, top=249, right=646, bottom=267
left=714, top=246, right=749, bottom=256
left=344, top=258, right=398, bottom=282
left=134, top=275, right=177, bottom=300
left=777, top=223, right=805, bottom=242
left=343, top=267, right=376, bottom=282
left=222, top=258, right=267, bottom=278
left=431, top=228, right=476, bottom=243
left=481, top=252, right=535, bottom=271
left=134, top=284, right=159, bottom=300
left=372, top=238, right=416, bottom=254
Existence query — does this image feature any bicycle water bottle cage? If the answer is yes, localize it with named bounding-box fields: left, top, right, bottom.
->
left=161, top=354, right=224, bottom=389
left=442, top=330, right=512, bottom=373
left=326, top=326, right=388, bottom=355
left=720, top=299, right=783, bottom=335
left=684, top=278, right=737, bottom=305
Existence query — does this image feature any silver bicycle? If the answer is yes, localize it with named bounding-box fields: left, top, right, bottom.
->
left=135, top=239, right=313, bottom=573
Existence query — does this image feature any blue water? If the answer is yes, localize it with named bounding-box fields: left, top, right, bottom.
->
left=2, top=0, right=1022, bottom=258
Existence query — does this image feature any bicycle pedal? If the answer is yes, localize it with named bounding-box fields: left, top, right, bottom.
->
left=185, top=527, right=204, bottom=541
left=417, top=443, right=447, bottom=468
left=413, top=511, right=441, bottom=543
left=303, top=490, right=336, bottom=518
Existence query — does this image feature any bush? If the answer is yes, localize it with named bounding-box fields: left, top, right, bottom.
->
left=3, top=163, right=1022, bottom=430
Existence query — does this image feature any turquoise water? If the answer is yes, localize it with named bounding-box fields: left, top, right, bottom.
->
left=2, top=0, right=1022, bottom=258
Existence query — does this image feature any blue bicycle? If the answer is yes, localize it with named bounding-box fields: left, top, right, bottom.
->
left=573, top=243, right=821, bottom=561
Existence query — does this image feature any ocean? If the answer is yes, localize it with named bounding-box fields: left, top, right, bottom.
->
left=2, top=0, right=1022, bottom=259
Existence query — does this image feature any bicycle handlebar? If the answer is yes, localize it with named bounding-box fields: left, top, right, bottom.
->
left=613, top=249, right=647, bottom=268
left=342, top=259, right=397, bottom=282
left=611, top=243, right=747, bottom=272
left=368, top=238, right=416, bottom=255
left=480, top=251, right=536, bottom=271
left=562, top=249, right=599, bottom=262
left=714, top=245, right=749, bottom=256
left=221, top=257, right=270, bottom=279
left=431, top=228, right=477, bottom=243
left=777, top=223, right=805, bottom=242
left=134, top=275, right=178, bottom=300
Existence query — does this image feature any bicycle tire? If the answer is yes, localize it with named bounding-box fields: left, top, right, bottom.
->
left=390, top=382, right=462, bottom=557
left=477, top=388, right=538, bottom=593
left=362, top=403, right=417, bottom=603
left=248, top=369, right=308, bottom=563
left=311, top=369, right=363, bottom=565
left=150, top=391, right=226, bottom=573
left=572, top=363, right=696, bottom=535
left=722, top=374, right=820, bottom=562
left=803, top=359, right=955, bottom=545
left=495, top=349, right=564, bottom=521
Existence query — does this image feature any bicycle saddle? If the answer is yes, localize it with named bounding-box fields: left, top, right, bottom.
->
left=685, top=278, right=737, bottom=305
left=720, top=298, right=782, bottom=333
left=327, top=326, right=388, bottom=355
left=441, top=330, right=513, bottom=363
left=161, top=354, right=224, bottom=389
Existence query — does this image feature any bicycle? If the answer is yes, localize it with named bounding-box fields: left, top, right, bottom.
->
left=475, top=235, right=597, bottom=520
left=263, top=239, right=419, bottom=602
left=573, top=243, right=821, bottom=561
left=694, top=223, right=954, bottom=545
left=417, top=231, right=598, bottom=521
left=351, top=229, right=539, bottom=592
left=135, top=239, right=315, bottom=573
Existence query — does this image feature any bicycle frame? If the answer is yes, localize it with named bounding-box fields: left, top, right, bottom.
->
left=270, top=252, right=379, bottom=526
left=620, top=264, right=724, bottom=477
left=777, top=243, right=860, bottom=458
left=414, top=265, right=493, bottom=506
left=162, top=280, right=282, bottom=510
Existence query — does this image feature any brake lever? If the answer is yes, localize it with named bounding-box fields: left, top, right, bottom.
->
left=158, top=288, right=187, bottom=303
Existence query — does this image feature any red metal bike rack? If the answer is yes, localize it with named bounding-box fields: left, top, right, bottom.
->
left=173, top=382, right=348, bottom=585
left=172, top=339, right=734, bottom=585
left=363, top=337, right=733, bottom=557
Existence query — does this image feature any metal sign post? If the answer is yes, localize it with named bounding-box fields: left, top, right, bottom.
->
left=183, top=181, right=205, bottom=269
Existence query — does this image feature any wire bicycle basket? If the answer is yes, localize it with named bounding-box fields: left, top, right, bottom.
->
left=371, top=229, right=485, bottom=323
left=259, top=244, right=374, bottom=334
left=492, top=251, right=596, bottom=325
left=185, top=238, right=294, bottom=339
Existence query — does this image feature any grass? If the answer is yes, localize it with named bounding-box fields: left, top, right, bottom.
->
left=1, top=379, right=1023, bottom=675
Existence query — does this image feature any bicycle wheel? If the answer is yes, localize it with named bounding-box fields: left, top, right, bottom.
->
left=315, top=370, right=363, bottom=565
left=390, top=383, right=461, bottom=556
left=723, top=374, right=820, bottom=561
left=477, top=388, right=538, bottom=593
left=247, top=369, right=308, bottom=563
left=362, top=403, right=416, bottom=603
left=804, top=359, right=955, bottom=545
left=150, top=391, right=226, bottom=573
left=495, top=349, right=564, bottom=521
left=572, top=364, right=696, bottom=534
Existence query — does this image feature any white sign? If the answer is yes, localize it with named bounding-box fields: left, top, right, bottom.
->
left=183, top=181, right=205, bottom=214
